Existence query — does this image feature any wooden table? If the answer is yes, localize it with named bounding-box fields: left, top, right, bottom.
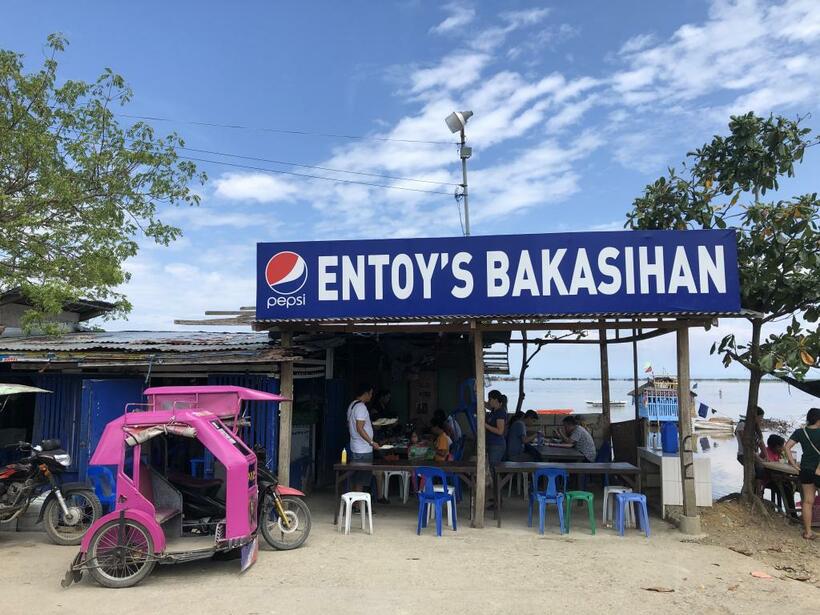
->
left=492, top=461, right=641, bottom=528
left=534, top=444, right=586, bottom=461
left=761, top=461, right=800, bottom=517
left=333, top=460, right=477, bottom=524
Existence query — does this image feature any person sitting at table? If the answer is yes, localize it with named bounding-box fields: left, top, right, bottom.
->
left=553, top=415, right=597, bottom=462
left=507, top=410, right=538, bottom=461
left=761, top=434, right=796, bottom=516
left=784, top=407, right=820, bottom=541
left=408, top=431, right=429, bottom=460
left=431, top=415, right=453, bottom=462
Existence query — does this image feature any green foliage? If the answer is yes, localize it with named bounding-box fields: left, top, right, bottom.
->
left=627, top=112, right=820, bottom=381
left=0, top=34, right=205, bottom=329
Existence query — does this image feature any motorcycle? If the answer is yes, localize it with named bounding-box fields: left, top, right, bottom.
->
left=254, top=445, right=311, bottom=550
left=0, top=440, right=101, bottom=545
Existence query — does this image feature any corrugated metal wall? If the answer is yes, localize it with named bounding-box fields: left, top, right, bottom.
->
left=318, top=379, right=347, bottom=486
left=32, top=374, right=84, bottom=478
left=207, top=374, right=280, bottom=470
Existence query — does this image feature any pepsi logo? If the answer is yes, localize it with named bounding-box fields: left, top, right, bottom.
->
left=265, top=251, right=308, bottom=295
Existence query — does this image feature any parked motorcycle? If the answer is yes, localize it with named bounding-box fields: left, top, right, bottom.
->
left=0, top=440, right=101, bottom=545
left=254, top=445, right=311, bottom=550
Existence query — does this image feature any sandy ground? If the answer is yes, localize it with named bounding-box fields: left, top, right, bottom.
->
left=1, top=493, right=817, bottom=615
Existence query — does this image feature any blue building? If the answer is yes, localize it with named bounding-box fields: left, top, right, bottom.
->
left=0, top=330, right=302, bottom=484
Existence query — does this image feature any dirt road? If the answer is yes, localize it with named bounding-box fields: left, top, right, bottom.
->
left=1, top=496, right=816, bottom=614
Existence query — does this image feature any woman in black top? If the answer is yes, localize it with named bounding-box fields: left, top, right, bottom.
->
left=785, top=407, right=820, bottom=540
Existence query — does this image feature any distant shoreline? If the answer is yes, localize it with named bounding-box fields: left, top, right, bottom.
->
left=488, top=376, right=776, bottom=382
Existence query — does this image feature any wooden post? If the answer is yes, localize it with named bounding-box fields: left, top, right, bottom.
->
left=676, top=325, right=700, bottom=534
left=277, top=331, right=294, bottom=486
left=472, top=321, right=486, bottom=528
left=598, top=323, right=611, bottom=443
left=632, top=326, right=641, bottom=444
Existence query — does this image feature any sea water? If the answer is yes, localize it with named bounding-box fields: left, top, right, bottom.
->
left=489, top=378, right=817, bottom=499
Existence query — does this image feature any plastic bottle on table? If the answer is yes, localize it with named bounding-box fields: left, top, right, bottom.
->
left=341, top=448, right=348, bottom=464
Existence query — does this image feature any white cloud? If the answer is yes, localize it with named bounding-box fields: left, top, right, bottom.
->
left=108, top=248, right=255, bottom=331
left=214, top=172, right=298, bottom=203
left=611, top=0, right=820, bottom=111
left=409, top=52, right=490, bottom=94
left=430, top=1, right=476, bottom=35
left=619, top=33, right=656, bottom=55
left=470, top=7, right=551, bottom=51
left=162, top=203, right=281, bottom=230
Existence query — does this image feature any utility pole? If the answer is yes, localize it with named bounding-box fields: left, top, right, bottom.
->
left=460, top=127, right=471, bottom=236
left=445, top=110, right=473, bottom=236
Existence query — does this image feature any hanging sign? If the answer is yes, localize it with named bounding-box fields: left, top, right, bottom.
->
left=256, top=230, right=740, bottom=320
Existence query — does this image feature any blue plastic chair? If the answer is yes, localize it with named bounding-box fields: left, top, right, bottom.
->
left=528, top=468, right=568, bottom=534
left=190, top=458, right=205, bottom=477
left=615, top=492, right=650, bottom=538
left=416, top=467, right=457, bottom=536
left=87, top=466, right=117, bottom=513
left=450, top=436, right=467, bottom=502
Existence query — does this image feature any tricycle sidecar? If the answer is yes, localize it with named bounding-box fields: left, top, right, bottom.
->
left=63, top=386, right=286, bottom=588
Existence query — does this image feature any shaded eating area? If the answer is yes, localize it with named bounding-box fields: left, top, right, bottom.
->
left=201, top=230, right=746, bottom=537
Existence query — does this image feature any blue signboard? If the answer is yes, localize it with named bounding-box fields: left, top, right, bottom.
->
left=256, top=230, right=740, bottom=320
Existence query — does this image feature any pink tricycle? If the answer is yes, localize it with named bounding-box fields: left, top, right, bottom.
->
left=62, top=386, right=311, bottom=588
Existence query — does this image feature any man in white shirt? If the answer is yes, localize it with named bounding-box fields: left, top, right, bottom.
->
left=347, top=383, right=380, bottom=494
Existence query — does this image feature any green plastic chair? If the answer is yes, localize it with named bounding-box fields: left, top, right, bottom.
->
left=564, top=490, right=596, bottom=535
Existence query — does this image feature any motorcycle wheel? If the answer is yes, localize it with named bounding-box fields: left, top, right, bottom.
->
left=260, top=495, right=311, bottom=550
left=43, top=489, right=102, bottom=546
left=88, top=518, right=156, bottom=588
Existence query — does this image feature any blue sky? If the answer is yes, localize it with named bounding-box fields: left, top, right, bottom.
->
left=3, top=0, right=819, bottom=378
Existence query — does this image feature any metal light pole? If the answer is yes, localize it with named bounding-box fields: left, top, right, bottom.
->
left=445, top=110, right=474, bottom=236
left=459, top=127, right=471, bottom=236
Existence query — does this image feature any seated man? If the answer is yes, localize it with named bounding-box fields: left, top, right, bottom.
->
left=553, top=415, right=597, bottom=462
left=507, top=410, right=539, bottom=461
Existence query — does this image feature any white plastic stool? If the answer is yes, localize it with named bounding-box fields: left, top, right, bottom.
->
left=426, top=485, right=456, bottom=528
left=603, top=486, right=635, bottom=528
left=338, top=492, right=373, bottom=535
left=383, top=471, right=410, bottom=503
left=507, top=473, right=528, bottom=499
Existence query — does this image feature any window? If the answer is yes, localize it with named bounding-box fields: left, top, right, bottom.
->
left=123, top=444, right=135, bottom=481
left=210, top=420, right=252, bottom=456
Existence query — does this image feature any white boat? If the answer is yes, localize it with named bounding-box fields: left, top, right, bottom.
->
left=693, top=417, right=735, bottom=432
left=585, top=400, right=627, bottom=407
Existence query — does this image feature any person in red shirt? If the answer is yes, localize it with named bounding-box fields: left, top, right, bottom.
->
left=761, top=434, right=795, bottom=516
left=764, top=434, right=786, bottom=462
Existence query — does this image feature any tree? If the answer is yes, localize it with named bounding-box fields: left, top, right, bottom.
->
left=626, top=113, right=820, bottom=501
left=0, top=34, right=204, bottom=330
left=514, top=329, right=585, bottom=413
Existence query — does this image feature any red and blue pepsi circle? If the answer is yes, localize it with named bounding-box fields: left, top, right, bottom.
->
left=265, top=251, right=308, bottom=295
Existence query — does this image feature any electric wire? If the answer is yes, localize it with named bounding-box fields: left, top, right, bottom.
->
left=57, top=129, right=460, bottom=193
left=177, top=146, right=460, bottom=187
left=116, top=113, right=458, bottom=146
left=179, top=155, right=454, bottom=196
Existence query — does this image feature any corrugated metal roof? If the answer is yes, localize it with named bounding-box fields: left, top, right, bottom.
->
left=0, top=331, right=272, bottom=353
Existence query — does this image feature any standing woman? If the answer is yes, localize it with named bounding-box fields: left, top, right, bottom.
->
left=785, top=407, right=820, bottom=540
left=485, top=390, right=507, bottom=467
